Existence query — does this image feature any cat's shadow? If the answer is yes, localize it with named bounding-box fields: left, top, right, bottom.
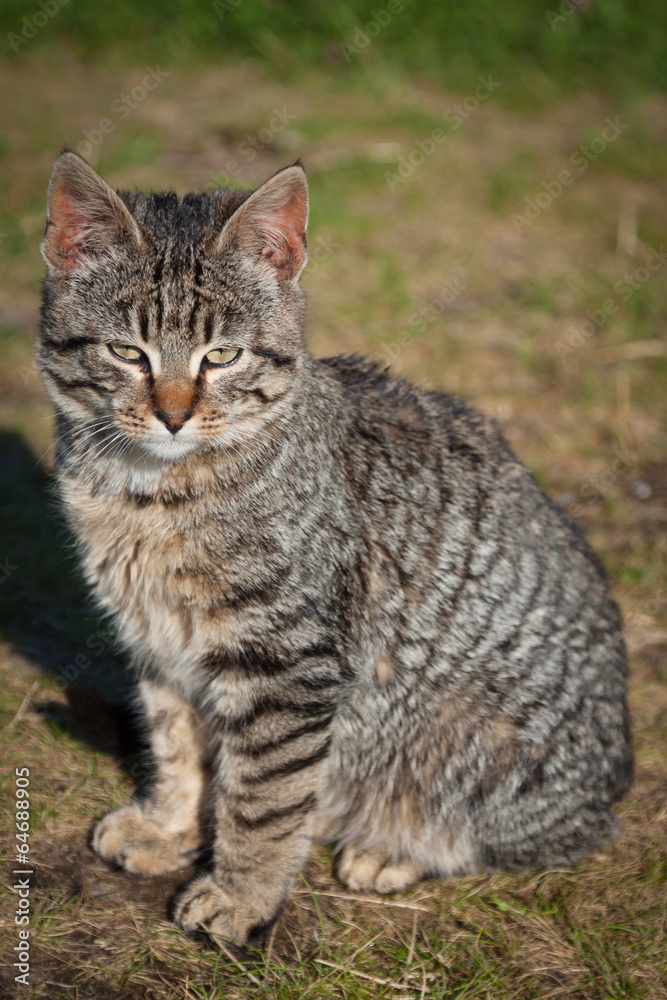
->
left=0, top=429, right=150, bottom=787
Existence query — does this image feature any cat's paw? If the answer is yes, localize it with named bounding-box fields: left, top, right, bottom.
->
left=92, top=804, right=201, bottom=876
left=337, top=844, right=424, bottom=894
left=174, top=873, right=280, bottom=945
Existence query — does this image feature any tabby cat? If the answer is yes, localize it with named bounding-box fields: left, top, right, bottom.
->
left=38, top=150, right=632, bottom=945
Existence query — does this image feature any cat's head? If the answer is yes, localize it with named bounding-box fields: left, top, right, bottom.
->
left=38, top=150, right=309, bottom=464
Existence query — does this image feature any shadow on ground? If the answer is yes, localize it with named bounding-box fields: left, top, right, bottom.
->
left=0, top=428, right=144, bottom=762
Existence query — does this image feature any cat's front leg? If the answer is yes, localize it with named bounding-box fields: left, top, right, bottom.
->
left=174, top=658, right=337, bottom=945
left=92, top=679, right=207, bottom=875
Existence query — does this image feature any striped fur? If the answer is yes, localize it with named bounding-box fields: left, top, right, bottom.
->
left=38, top=151, right=632, bottom=946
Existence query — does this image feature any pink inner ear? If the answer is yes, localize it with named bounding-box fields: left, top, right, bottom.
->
left=45, top=184, right=92, bottom=271
left=43, top=152, right=142, bottom=273
left=242, top=180, right=308, bottom=280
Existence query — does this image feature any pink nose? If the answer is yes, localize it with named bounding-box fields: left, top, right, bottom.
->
left=155, top=409, right=193, bottom=434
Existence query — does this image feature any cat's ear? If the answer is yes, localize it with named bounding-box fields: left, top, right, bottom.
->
left=42, top=149, right=143, bottom=273
left=219, top=163, right=308, bottom=282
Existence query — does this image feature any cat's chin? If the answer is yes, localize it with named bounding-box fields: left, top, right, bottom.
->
left=106, top=437, right=207, bottom=493
left=138, top=436, right=202, bottom=463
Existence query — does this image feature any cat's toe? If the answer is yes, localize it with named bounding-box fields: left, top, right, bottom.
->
left=174, top=874, right=274, bottom=945
left=174, top=875, right=235, bottom=937
left=92, top=804, right=200, bottom=876
left=373, top=859, right=425, bottom=894
left=337, top=845, right=425, bottom=894
left=337, top=844, right=388, bottom=891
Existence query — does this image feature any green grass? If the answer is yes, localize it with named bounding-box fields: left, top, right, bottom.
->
left=2, top=0, right=667, bottom=99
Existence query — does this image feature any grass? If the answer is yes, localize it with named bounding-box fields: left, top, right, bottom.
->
left=0, top=42, right=666, bottom=1000
left=2, top=0, right=667, bottom=98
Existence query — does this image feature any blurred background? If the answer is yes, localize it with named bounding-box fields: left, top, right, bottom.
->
left=0, top=3, right=666, bottom=998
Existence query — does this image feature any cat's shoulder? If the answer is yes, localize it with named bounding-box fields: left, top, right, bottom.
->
left=316, top=353, right=507, bottom=451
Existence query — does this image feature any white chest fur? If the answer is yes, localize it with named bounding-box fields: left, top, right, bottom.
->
left=61, top=481, right=241, bottom=685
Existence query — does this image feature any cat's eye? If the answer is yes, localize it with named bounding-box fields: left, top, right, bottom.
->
left=203, top=347, right=242, bottom=368
left=109, top=343, right=144, bottom=363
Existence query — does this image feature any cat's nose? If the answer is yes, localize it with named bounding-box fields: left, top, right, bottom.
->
left=155, top=409, right=193, bottom=435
